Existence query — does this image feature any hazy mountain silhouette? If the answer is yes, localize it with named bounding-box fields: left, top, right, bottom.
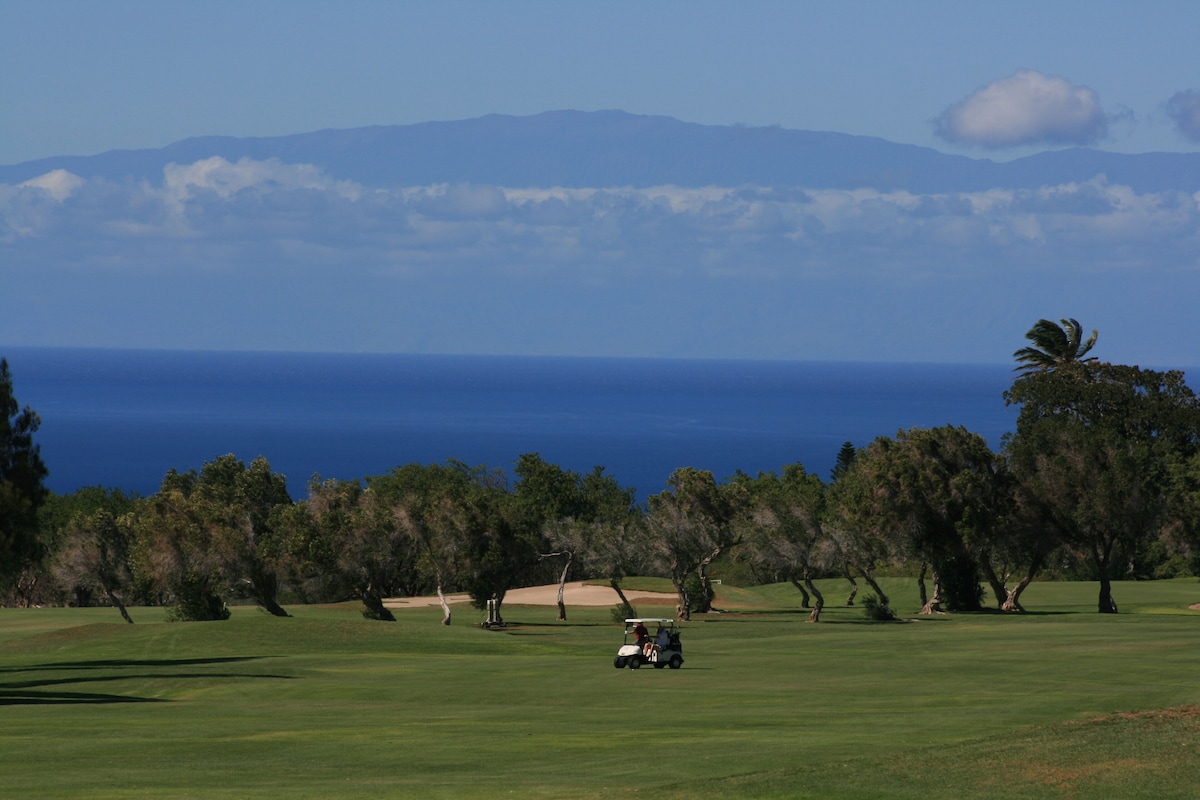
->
left=3, top=110, right=1198, bottom=192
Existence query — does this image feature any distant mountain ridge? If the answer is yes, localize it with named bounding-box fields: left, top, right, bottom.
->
left=4, top=109, right=1199, bottom=193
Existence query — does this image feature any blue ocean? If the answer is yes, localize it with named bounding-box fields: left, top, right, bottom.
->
left=7, top=348, right=1020, bottom=500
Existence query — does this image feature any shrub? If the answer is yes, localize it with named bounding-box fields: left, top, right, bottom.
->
left=861, top=594, right=895, bottom=621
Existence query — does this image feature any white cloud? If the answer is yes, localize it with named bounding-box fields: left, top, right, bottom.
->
left=3, top=158, right=1198, bottom=280
left=1165, top=90, right=1200, bottom=141
left=19, top=169, right=85, bottom=201
left=935, top=70, right=1108, bottom=148
left=162, top=156, right=363, bottom=202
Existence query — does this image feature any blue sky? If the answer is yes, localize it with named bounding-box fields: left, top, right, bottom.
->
left=3, top=1, right=1200, bottom=366
left=4, top=1, right=1198, bottom=164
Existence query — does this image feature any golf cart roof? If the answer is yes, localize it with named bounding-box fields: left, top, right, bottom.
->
left=625, top=618, right=675, bottom=625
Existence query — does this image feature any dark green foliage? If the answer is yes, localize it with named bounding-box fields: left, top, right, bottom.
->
left=164, top=573, right=231, bottom=621
left=860, top=593, right=895, bottom=620
left=937, top=552, right=985, bottom=612
left=1005, top=361, right=1200, bottom=612
left=0, top=358, right=48, bottom=587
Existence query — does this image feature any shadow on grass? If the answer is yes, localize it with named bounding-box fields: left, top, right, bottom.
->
left=0, top=690, right=166, bottom=705
left=0, top=656, right=292, bottom=706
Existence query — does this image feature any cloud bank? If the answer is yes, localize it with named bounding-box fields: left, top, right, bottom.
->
left=3, top=157, right=1199, bottom=363
left=935, top=70, right=1109, bottom=149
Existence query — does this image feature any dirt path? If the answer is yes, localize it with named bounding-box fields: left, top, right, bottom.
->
left=384, top=581, right=676, bottom=609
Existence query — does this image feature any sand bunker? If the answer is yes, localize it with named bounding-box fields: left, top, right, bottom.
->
left=384, top=581, right=676, bottom=609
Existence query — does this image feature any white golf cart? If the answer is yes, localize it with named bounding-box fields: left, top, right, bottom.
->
left=614, top=618, right=684, bottom=670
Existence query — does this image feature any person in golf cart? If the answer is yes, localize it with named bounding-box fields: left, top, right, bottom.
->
left=633, top=620, right=650, bottom=655
left=652, top=623, right=670, bottom=656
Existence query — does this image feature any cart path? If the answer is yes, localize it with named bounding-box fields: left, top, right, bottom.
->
left=384, top=581, right=677, bottom=609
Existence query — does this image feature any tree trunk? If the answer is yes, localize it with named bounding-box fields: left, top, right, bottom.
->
left=1097, top=574, right=1119, bottom=613
left=694, top=547, right=721, bottom=614
left=803, top=572, right=825, bottom=623
left=860, top=567, right=889, bottom=609
left=921, top=568, right=945, bottom=615
left=361, top=585, right=396, bottom=621
left=843, top=567, right=859, bottom=606
left=105, top=587, right=134, bottom=624
left=1093, top=541, right=1119, bottom=613
left=672, top=577, right=691, bottom=622
left=436, top=576, right=452, bottom=626
left=796, top=582, right=811, bottom=608
left=609, top=578, right=635, bottom=619
left=978, top=556, right=1010, bottom=610
left=555, top=554, right=571, bottom=621
left=247, top=569, right=289, bottom=617
left=1001, top=581, right=1028, bottom=613
left=789, top=577, right=811, bottom=610
left=916, top=563, right=928, bottom=608
left=257, top=595, right=290, bottom=618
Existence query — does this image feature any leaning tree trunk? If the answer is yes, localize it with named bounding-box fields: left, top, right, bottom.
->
left=554, top=554, right=572, bottom=621
left=104, top=587, right=134, bottom=624
left=859, top=567, right=889, bottom=610
left=436, top=573, right=452, bottom=626
left=916, top=562, right=928, bottom=609
left=1003, top=551, right=1041, bottom=614
left=788, top=577, right=807, bottom=608
left=1001, top=552, right=1047, bottom=613
left=843, top=567, right=859, bottom=606
left=244, top=564, right=290, bottom=617
left=802, top=572, right=825, bottom=623
left=360, top=583, right=396, bottom=621
left=978, top=556, right=1011, bottom=611
left=609, top=578, right=636, bottom=619
left=793, top=581, right=812, bottom=609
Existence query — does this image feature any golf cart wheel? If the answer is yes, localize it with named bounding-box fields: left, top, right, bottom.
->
left=614, top=657, right=625, bottom=669
left=668, top=655, right=683, bottom=670
left=628, top=656, right=641, bottom=669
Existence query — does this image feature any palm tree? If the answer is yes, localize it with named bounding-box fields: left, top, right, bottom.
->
left=1013, top=318, right=1098, bottom=374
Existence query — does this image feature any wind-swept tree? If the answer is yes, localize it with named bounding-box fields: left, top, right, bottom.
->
left=370, top=463, right=478, bottom=625
left=52, top=510, right=137, bottom=623
left=830, top=426, right=1006, bottom=614
left=645, top=467, right=746, bottom=620
left=297, top=476, right=408, bottom=621
left=190, top=455, right=293, bottom=617
left=514, top=453, right=638, bottom=620
left=130, top=470, right=230, bottom=621
left=736, top=464, right=829, bottom=621
left=1013, top=318, right=1098, bottom=374
left=1005, top=362, right=1200, bottom=613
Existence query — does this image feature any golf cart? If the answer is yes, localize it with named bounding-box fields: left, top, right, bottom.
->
left=614, top=618, right=684, bottom=670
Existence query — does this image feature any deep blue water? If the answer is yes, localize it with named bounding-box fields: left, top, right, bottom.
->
left=5, top=348, right=1020, bottom=500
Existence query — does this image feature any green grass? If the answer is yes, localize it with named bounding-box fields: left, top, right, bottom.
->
left=2, top=579, right=1200, bottom=798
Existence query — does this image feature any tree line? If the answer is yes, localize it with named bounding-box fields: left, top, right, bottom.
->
left=3, top=319, right=1199, bottom=622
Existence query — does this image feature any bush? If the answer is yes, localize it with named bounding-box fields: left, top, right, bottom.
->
left=165, top=575, right=230, bottom=622
left=938, top=554, right=984, bottom=612
left=610, top=602, right=636, bottom=623
left=861, top=594, right=895, bottom=621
